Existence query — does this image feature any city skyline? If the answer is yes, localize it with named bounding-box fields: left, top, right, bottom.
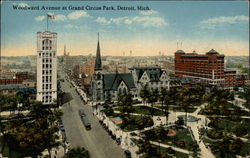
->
left=1, top=1, right=249, bottom=56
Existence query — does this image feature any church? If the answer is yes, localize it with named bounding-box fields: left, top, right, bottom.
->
left=91, top=34, right=171, bottom=102
left=91, top=34, right=137, bottom=102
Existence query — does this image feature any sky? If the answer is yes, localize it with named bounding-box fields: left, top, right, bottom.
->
left=1, top=1, right=249, bottom=56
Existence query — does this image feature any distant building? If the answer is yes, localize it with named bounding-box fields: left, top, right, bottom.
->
left=0, top=71, right=29, bottom=85
left=80, top=58, right=95, bottom=77
left=36, top=31, right=57, bottom=104
left=0, top=84, right=36, bottom=100
left=174, top=49, right=244, bottom=88
left=63, top=46, right=82, bottom=73
left=22, top=79, right=36, bottom=88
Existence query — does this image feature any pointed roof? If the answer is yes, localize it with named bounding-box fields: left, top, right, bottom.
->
left=207, top=49, right=218, bottom=54
left=95, top=33, right=102, bottom=71
left=103, top=73, right=136, bottom=90
left=64, top=45, right=66, bottom=56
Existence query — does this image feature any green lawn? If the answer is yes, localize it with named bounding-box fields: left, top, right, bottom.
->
left=111, top=114, right=154, bottom=132
left=240, top=142, right=250, bottom=157
left=167, top=106, right=197, bottom=113
left=207, top=118, right=249, bottom=137
left=131, top=138, right=189, bottom=158
left=199, top=103, right=250, bottom=116
left=155, top=145, right=189, bottom=158
left=132, top=106, right=166, bottom=116
left=117, top=106, right=166, bottom=116
left=144, top=126, right=197, bottom=151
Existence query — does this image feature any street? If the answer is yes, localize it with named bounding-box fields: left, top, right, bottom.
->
left=59, top=70, right=125, bottom=158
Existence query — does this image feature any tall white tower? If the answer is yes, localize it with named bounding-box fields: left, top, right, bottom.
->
left=36, top=31, right=57, bottom=104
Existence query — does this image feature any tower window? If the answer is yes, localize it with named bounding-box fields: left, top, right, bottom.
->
left=42, top=39, right=52, bottom=51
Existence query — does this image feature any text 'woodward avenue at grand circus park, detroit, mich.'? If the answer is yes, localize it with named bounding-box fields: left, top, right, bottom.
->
left=12, top=4, right=150, bottom=11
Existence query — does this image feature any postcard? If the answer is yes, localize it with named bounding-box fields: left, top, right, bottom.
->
left=0, top=1, right=249, bottom=158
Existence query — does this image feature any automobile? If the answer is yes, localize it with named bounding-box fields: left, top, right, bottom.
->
left=108, top=130, right=112, bottom=135
left=130, top=132, right=138, bottom=136
left=59, top=126, right=65, bottom=132
left=116, top=138, right=121, bottom=145
left=124, top=150, right=131, bottom=158
left=79, top=109, right=86, bottom=117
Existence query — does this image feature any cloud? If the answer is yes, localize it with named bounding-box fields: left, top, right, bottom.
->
left=133, top=16, right=167, bottom=27
left=67, top=11, right=89, bottom=20
left=35, top=16, right=45, bottom=21
left=96, top=15, right=167, bottom=28
left=96, top=17, right=109, bottom=24
left=200, top=15, right=249, bottom=29
left=55, top=14, right=67, bottom=21
left=35, top=11, right=89, bottom=22
left=139, top=10, right=158, bottom=16
left=64, top=24, right=79, bottom=29
left=13, top=2, right=29, bottom=7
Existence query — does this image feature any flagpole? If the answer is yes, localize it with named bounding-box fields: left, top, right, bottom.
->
left=47, top=14, right=48, bottom=31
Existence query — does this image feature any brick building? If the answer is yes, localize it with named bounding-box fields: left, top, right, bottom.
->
left=0, top=72, right=29, bottom=85
left=174, top=49, right=244, bottom=88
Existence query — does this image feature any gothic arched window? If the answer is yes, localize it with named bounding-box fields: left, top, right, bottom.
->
left=42, top=39, right=52, bottom=50
left=123, top=88, right=127, bottom=94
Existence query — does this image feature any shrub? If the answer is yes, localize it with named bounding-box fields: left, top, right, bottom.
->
left=178, top=140, right=186, bottom=147
left=233, top=125, right=248, bottom=137
left=207, top=129, right=223, bottom=139
left=175, top=117, right=184, bottom=126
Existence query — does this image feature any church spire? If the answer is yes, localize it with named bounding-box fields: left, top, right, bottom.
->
left=64, top=45, right=66, bottom=56
left=95, top=32, right=102, bottom=71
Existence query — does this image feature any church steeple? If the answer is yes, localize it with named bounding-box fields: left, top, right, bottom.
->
left=63, top=45, right=66, bottom=56
left=95, top=32, right=102, bottom=71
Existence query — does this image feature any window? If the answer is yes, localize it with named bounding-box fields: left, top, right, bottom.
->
left=42, top=39, right=52, bottom=50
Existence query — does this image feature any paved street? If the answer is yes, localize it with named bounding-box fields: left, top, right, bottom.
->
left=59, top=70, right=125, bottom=158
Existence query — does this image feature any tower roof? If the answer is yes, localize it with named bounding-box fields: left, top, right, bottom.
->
left=175, top=50, right=185, bottom=54
left=207, top=49, right=218, bottom=54
left=95, top=33, right=102, bottom=71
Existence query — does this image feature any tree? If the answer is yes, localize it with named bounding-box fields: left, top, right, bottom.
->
left=164, top=93, right=171, bottom=124
left=178, top=88, right=195, bottom=125
left=148, top=90, right=158, bottom=117
left=4, top=101, right=62, bottom=158
left=118, top=93, right=134, bottom=117
left=244, top=86, right=250, bottom=109
left=229, top=138, right=243, bottom=155
left=175, top=117, right=184, bottom=126
left=140, top=85, right=151, bottom=106
left=137, top=139, right=157, bottom=158
left=64, top=147, right=90, bottom=158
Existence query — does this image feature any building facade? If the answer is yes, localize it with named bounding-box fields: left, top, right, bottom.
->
left=36, top=31, right=57, bottom=104
left=128, top=66, right=170, bottom=95
left=174, top=49, right=241, bottom=88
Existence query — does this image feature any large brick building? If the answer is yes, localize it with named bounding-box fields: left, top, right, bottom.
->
left=174, top=49, right=244, bottom=88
